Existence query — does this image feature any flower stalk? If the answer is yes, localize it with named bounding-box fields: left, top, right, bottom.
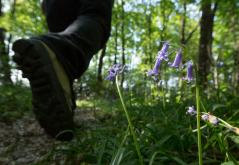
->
left=196, top=75, right=203, bottom=165
left=115, top=75, right=144, bottom=165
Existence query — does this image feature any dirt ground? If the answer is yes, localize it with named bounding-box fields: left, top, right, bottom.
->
left=0, top=109, right=97, bottom=165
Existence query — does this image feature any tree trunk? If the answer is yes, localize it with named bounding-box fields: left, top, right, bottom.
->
left=0, top=0, right=12, bottom=84
left=147, top=0, right=152, bottom=65
left=198, top=0, right=217, bottom=87
left=181, top=0, right=199, bottom=46
left=231, top=15, right=239, bottom=92
left=181, top=0, right=187, bottom=45
left=114, top=12, right=118, bottom=64
left=120, top=0, right=125, bottom=87
left=234, top=43, right=239, bottom=92
left=97, top=46, right=106, bottom=82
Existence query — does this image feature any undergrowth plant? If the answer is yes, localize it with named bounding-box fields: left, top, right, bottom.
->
left=106, top=64, right=144, bottom=165
left=104, top=41, right=239, bottom=164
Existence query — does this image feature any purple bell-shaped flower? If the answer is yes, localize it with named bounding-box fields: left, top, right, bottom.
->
left=170, top=49, right=182, bottom=68
left=183, top=61, right=193, bottom=82
left=147, top=42, right=169, bottom=77
left=147, top=58, right=162, bottom=76
left=157, top=42, right=169, bottom=61
left=186, top=106, right=197, bottom=116
left=106, top=64, right=123, bottom=81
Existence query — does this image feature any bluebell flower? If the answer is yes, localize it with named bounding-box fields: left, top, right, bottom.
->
left=183, top=61, right=193, bottom=82
left=209, top=116, right=219, bottom=126
left=186, top=106, right=197, bottom=116
left=170, top=49, right=182, bottom=68
left=201, top=114, right=209, bottom=121
left=147, top=58, right=162, bottom=76
left=157, top=42, right=169, bottom=61
left=147, top=42, right=169, bottom=77
left=106, top=64, right=123, bottom=81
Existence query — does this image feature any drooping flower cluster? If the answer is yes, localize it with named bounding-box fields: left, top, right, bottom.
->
left=186, top=107, right=220, bottom=126
left=147, top=41, right=192, bottom=82
left=187, top=110, right=239, bottom=135
left=106, top=64, right=123, bottom=81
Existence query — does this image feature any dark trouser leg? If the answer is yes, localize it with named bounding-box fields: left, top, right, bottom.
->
left=40, top=0, right=114, bottom=80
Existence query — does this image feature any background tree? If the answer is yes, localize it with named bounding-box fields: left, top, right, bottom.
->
left=0, top=0, right=12, bottom=84
left=198, top=0, right=218, bottom=88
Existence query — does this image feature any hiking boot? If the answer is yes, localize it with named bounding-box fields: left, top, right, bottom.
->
left=12, top=39, right=75, bottom=141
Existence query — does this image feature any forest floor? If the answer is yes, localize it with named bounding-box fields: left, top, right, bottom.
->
left=1, top=86, right=239, bottom=164
left=0, top=109, right=97, bottom=165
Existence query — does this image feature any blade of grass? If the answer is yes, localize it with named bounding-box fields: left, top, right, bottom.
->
left=110, top=127, right=129, bottom=165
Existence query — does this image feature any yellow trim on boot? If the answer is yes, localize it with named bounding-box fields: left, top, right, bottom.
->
left=41, top=42, right=73, bottom=111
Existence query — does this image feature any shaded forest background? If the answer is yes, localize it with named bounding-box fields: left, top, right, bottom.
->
left=0, top=0, right=239, bottom=91
left=0, top=0, right=239, bottom=164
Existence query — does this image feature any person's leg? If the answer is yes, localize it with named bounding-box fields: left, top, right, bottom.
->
left=40, top=0, right=114, bottom=80
left=13, top=0, right=114, bottom=141
left=41, top=0, right=78, bottom=33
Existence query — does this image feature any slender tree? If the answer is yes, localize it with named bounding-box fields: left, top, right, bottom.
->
left=0, top=0, right=12, bottom=84
left=120, top=0, right=125, bottom=87
left=97, top=46, right=106, bottom=82
left=144, top=0, right=153, bottom=65
left=198, top=0, right=218, bottom=87
left=228, top=1, right=239, bottom=92
left=114, top=5, right=119, bottom=65
left=181, top=0, right=187, bottom=45
left=234, top=42, right=239, bottom=91
left=180, top=0, right=199, bottom=46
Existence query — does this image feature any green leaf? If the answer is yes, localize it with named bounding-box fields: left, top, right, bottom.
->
left=212, top=104, right=227, bottom=111
left=110, top=148, right=125, bottom=165
left=221, top=161, right=236, bottom=165
left=229, top=135, right=239, bottom=145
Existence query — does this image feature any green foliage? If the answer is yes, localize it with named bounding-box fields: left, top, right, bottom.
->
left=33, top=86, right=239, bottom=164
left=0, top=84, right=31, bottom=122
left=0, top=0, right=47, bottom=36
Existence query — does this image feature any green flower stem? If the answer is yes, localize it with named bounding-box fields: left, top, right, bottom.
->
left=162, top=85, right=166, bottom=111
left=116, top=76, right=144, bottom=165
left=196, top=84, right=203, bottom=165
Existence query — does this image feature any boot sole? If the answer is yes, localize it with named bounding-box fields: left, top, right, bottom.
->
left=13, top=39, right=74, bottom=141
